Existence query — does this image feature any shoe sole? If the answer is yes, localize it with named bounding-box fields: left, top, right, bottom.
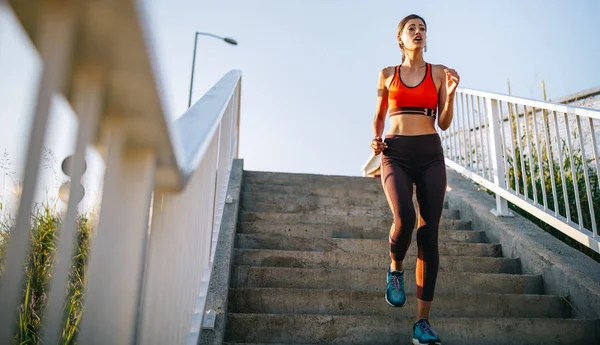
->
left=412, top=339, right=441, bottom=345
left=384, top=293, right=406, bottom=308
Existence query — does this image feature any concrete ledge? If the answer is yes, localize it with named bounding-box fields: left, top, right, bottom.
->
left=198, top=159, right=244, bottom=345
left=445, top=169, right=600, bottom=319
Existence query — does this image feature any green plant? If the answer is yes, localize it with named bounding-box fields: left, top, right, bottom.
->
left=61, top=215, right=91, bottom=345
left=18, top=203, right=60, bottom=344
left=0, top=203, right=92, bottom=345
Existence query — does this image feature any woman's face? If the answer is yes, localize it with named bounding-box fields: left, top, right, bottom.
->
left=398, top=18, right=427, bottom=51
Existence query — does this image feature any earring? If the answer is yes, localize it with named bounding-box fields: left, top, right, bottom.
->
left=425, top=44, right=427, bottom=53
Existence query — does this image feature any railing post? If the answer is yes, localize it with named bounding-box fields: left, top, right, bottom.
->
left=486, top=98, right=513, bottom=217
left=41, top=66, right=104, bottom=345
left=77, top=120, right=157, bottom=344
left=0, top=1, right=77, bottom=342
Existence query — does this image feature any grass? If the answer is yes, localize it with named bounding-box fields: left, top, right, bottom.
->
left=0, top=202, right=92, bottom=345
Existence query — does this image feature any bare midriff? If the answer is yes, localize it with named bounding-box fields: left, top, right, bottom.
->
left=387, top=116, right=437, bottom=136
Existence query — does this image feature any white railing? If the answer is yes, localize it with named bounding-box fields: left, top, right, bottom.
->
left=362, top=89, right=600, bottom=254
left=0, top=1, right=241, bottom=344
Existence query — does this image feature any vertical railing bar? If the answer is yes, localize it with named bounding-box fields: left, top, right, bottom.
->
left=0, top=3, right=77, bottom=342
left=497, top=101, right=510, bottom=190
left=542, top=107, right=559, bottom=216
left=588, top=117, right=600, bottom=237
left=506, top=102, right=520, bottom=194
left=457, top=92, right=465, bottom=165
left=523, top=105, right=538, bottom=204
left=208, top=123, right=222, bottom=261
left=461, top=93, right=471, bottom=168
left=515, top=103, right=529, bottom=200
left=231, top=84, right=240, bottom=161
left=486, top=98, right=511, bottom=216
left=531, top=107, right=549, bottom=210
left=475, top=96, right=487, bottom=179
left=553, top=110, right=572, bottom=222
left=450, top=96, right=459, bottom=163
left=563, top=111, right=584, bottom=228
left=461, top=93, right=470, bottom=167
left=455, top=96, right=461, bottom=163
left=468, top=94, right=480, bottom=175
left=235, top=81, right=242, bottom=158
left=575, top=115, right=596, bottom=236
left=465, top=95, right=479, bottom=174
left=456, top=93, right=464, bottom=165
left=514, top=103, right=529, bottom=199
left=78, top=132, right=157, bottom=344
left=41, top=69, right=104, bottom=344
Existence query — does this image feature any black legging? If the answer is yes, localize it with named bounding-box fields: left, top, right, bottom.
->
left=380, top=133, right=447, bottom=302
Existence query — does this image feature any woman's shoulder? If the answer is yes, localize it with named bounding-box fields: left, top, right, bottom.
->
left=430, top=63, right=448, bottom=71
left=380, top=65, right=397, bottom=79
left=430, top=64, right=450, bottom=81
left=430, top=63, right=450, bottom=73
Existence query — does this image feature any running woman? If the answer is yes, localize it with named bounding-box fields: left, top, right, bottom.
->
left=370, top=14, right=460, bottom=345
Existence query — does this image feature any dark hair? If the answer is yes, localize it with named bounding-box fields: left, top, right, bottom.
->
left=397, top=14, right=427, bottom=62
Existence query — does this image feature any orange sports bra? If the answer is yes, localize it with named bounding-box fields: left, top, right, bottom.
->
left=387, top=63, right=438, bottom=118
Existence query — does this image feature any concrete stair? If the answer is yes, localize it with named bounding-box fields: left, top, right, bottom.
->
left=223, top=171, right=600, bottom=344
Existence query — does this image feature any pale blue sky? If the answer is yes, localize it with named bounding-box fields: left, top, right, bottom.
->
left=0, top=0, right=599, bottom=210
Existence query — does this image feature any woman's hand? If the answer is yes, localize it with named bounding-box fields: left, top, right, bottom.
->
left=444, top=68, right=460, bottom=95
left=371, top=136, right=388, bottom=155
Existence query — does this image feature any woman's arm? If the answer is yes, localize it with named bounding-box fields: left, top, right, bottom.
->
left=371, top=67, right=393, bottom=154
left=373, top=67, right=392, bottom=137
left=436, top=65, right=460, bottom=131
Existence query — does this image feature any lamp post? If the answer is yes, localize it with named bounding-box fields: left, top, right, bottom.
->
left=188, top=32, right=238, bottom=108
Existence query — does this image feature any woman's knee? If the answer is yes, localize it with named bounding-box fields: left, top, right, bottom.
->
left=416, top=225, right=439, bottom=248
left=393, top=209, right=416, bottom=230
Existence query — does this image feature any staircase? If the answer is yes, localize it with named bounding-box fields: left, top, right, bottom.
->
left=222, top=171, right=599, bottom=344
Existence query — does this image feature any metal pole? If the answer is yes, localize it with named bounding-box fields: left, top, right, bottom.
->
left=188, top=32, right=199, bottom=108
left=486, top=98, right=513, bottom=217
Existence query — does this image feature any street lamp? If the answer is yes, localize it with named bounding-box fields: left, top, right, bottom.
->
left=188, top=32, right=238, bottom=108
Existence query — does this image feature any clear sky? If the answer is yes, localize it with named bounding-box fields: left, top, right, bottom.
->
left=0, top=0, right=599, bottom=211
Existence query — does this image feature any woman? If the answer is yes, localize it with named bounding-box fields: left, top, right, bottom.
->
left=370, top=14, right=459, bottom=345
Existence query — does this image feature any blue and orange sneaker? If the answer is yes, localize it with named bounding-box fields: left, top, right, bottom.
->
left=412, top=318, right=441, bottom=345
left=385, top=268, right=406, bottom=307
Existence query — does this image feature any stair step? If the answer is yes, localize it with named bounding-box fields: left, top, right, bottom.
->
left=238, top=223, right=480, bottom=241
left=234, top=249, right=520, bottom=273
left=244, top=170, right=381, bottom=186
left=226, top=314, right=600, bottom=344
left=239, top=212, right=469, bottom=229
left=235, top=234, right=502, bottom=257
left=242, top=183, right=385, bottom=200
left=244, top=180, right=381, bottom=193
left=231, top=266, right=543, bottom=294
left=229, top=288, right=569, bottom=318
left=241, top=191, right=388, bottom=208
left=241, top=202, right=460, bottom=219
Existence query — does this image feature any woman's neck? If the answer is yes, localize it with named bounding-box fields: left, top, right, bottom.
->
left=402, top=50, right=426, bottom=68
